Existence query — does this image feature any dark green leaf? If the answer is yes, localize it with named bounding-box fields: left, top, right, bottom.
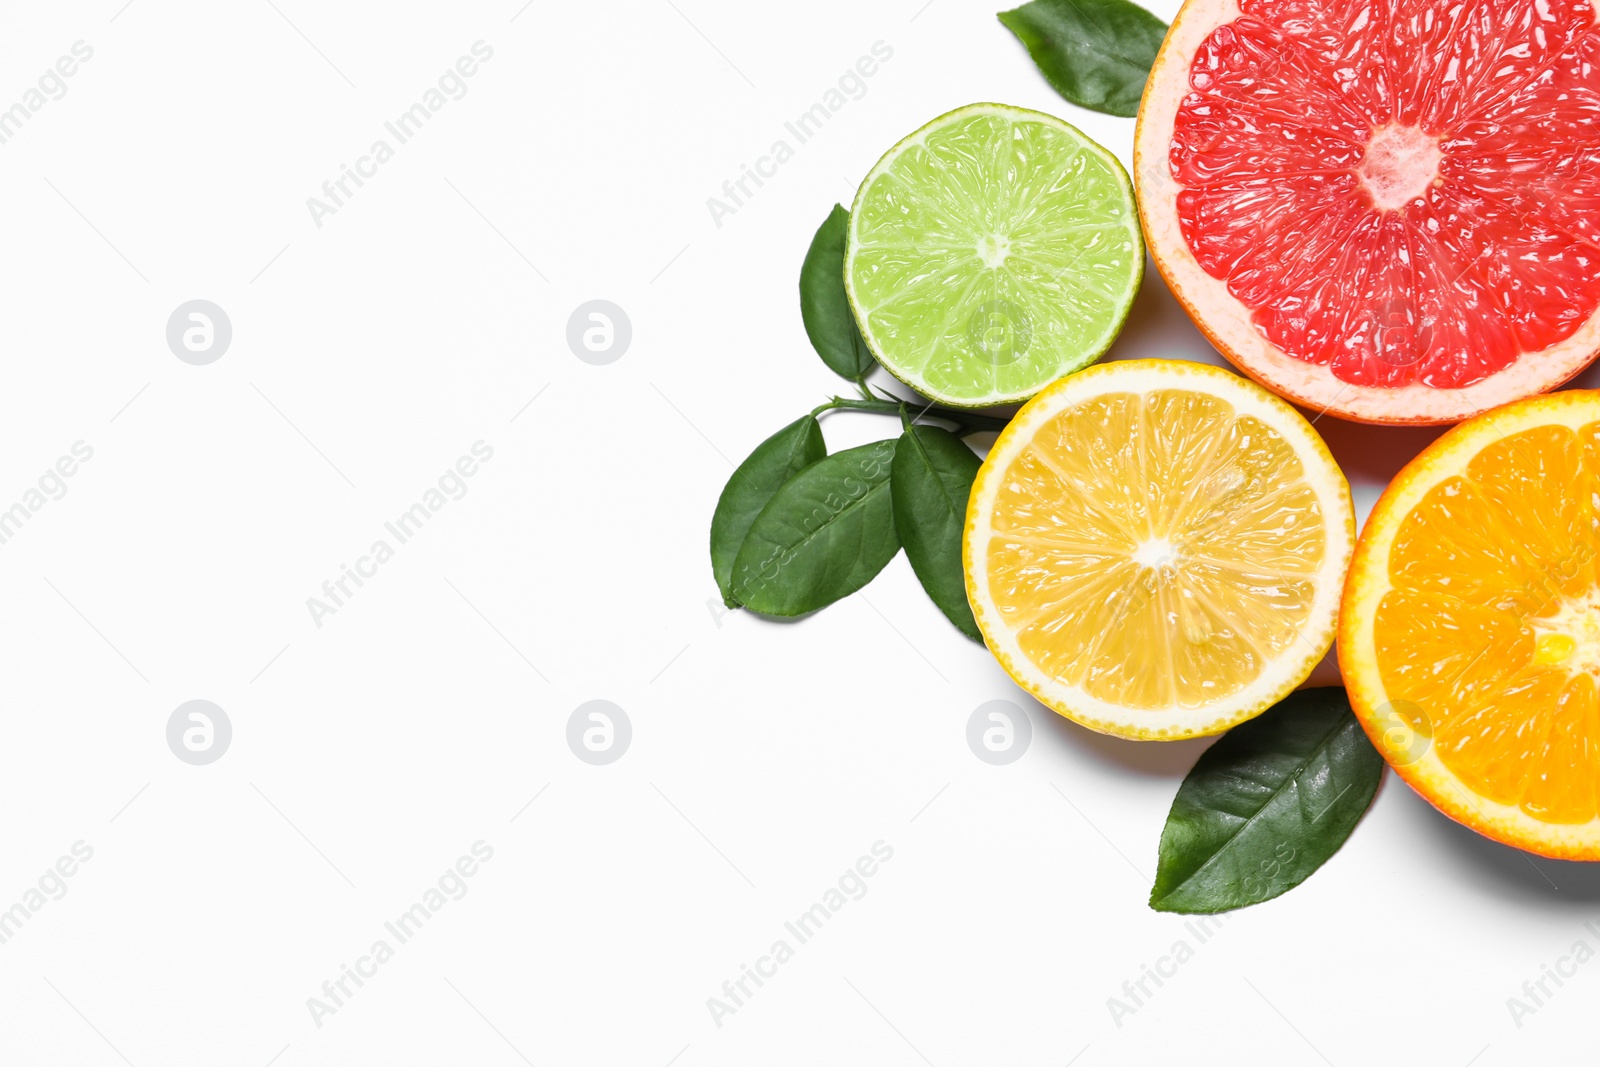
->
left=731, top=439, right=899, bottom=616
left=801, top=204, right=876, bottom=381
left=999, top=0, right=1168, bottom=118
left=892, top=426, right=982, bottom=641
left=1150, top=687, right=1382, bottom=914
left=710, top=416, right=827, bottom=607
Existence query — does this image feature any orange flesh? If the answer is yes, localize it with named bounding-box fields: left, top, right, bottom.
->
left=1376, top=422, right=1600, bottom=822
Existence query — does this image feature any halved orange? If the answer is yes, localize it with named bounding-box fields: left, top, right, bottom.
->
left=1342, top=390, right=1600, bottom=858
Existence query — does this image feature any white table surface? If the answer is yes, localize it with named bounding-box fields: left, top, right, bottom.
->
left=0, top=0, right=1590, bottom=1064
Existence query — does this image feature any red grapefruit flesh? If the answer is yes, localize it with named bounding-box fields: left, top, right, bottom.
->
left=1136, top=0, right=1600, bottom=424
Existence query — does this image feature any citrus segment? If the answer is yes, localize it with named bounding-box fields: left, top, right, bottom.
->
left=1136, top=0, right=1600, bottom=424
left=846, top=103, right=1142, bottom=407
left=1342, top=390, right=1600, bottom=856
left=965, top=360, right=1354, bottom=740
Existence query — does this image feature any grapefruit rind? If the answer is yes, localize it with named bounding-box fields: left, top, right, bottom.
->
left=965, top=359, right=1355, bottom=740
left=1134, top=0, right=1600, bottom=426
left=1340, top=390, right=1600, bottom=859
left=846, top=103, right=1143, bottom=408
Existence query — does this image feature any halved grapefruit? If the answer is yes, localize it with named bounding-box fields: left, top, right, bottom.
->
left=1136, top=0, right=1600, bottom=424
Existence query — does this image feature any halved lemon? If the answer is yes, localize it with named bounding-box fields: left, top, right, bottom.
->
left=1341, top=390, right=1600, bottom=859
left=964, top=359, right=1354, bottom=740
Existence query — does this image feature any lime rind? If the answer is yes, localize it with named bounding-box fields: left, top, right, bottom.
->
left=845, top=103, right=1143, bottom=408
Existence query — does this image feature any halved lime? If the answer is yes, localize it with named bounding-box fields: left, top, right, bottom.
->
left=845, top=103, right=1143, bottom=407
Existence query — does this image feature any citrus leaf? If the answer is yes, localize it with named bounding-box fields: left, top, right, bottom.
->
left=1150, top=687, right=1382, bottom=914
left=801, top=204, right=876, bottom=381
left=710, top=415, right=827, bottom=607
left=998, top=0, right=1168, bottom=118
left=891, top=425, right=982, bottom=641
left=731, top=439, right=899, bottom=616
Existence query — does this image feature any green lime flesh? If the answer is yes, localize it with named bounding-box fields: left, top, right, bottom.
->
left=845, top=103, right=1143, bottom=407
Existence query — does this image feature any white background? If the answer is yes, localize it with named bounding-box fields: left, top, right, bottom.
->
left=0, top=1, right=1597, bottom=1064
